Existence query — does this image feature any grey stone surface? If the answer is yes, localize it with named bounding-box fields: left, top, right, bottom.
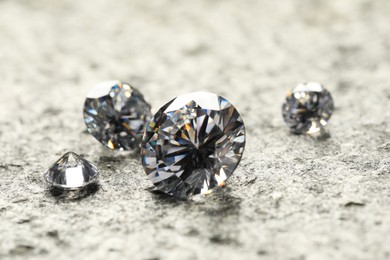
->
left=0, top=0, right=389, bottom=259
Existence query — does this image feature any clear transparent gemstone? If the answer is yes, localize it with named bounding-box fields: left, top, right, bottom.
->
left=141, top=92, right=246, bottom=199
left=44, top=152, right=99, bottom=189
left=83, top=81, right=152, bottom=150
left=282, top=82, right=334, bottom=135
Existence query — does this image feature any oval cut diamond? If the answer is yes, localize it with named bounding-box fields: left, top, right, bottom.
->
left=83, top=81, right=152, bottom=150
left=141, top=92, right=246, bottom=198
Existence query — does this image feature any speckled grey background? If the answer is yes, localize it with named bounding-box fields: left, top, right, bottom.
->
left=0, top=0, right=389, bottom=259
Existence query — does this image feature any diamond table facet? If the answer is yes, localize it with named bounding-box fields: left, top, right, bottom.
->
left=141, top=92, right=246, bottom=199
left=83, top=81, right=152, bottom=150
left=282, top=82, right=334, bottom=135
left=44, top=152, right=99, bottom=189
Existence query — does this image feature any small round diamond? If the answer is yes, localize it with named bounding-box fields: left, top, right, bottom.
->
left=141, top=92, right=246, bottom=199
left=83, top=81, right=152, bottom=150
left=282, top=82, right=334, bottom=135
left=44, top=152, right=99, bottom=189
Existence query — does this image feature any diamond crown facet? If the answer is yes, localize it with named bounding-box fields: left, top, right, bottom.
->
left=282, top=82, right=334, bottom=135
left=44, top=152, right=99, bottom=189
left=141, top=92, right=246, bottom=199
left=83, top=81, right=152, bottom=150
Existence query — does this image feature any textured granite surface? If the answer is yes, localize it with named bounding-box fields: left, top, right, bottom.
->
left=0, top=0, right=389, bottom=259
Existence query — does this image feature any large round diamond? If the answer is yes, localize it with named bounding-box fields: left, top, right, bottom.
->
left=83, top=81, right=152, bottom=150
left=141, top=92, right=246, bottom=198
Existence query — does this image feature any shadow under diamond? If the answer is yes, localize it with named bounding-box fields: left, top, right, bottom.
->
left=47, top=183, right=100, bottom=202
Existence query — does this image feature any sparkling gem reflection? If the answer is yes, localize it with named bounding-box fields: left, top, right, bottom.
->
left=141, top=92, right=246, bottom=199
left=83, top=81, right=152, bottom=150
left=44, top=152, right=99, bottom=189
left=282, top=82, right=334, bottom=135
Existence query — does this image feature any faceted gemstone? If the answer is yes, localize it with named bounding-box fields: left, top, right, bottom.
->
left=83, top=80, right=152, bottom=150
left=141, top=92, right=246, bottom=199
left=44, top=152, right=99, bottom=189
left=282, top=82, right=334, bottom=135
